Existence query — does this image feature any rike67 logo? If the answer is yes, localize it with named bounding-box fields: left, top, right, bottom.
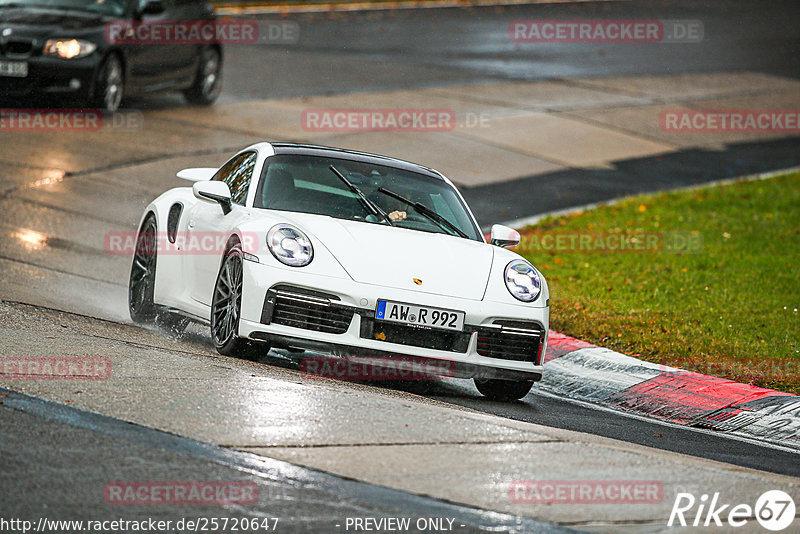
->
left=669, top=490, right=796, bottom=531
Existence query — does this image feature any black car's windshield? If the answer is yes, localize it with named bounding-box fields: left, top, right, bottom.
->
left=254, top=154, right=482, bottom=241
left=0, top=0, right=127, bottom=16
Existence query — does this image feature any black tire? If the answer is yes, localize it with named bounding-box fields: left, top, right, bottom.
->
left=93, top=53, right=124, bottom=113
left=129, top=216, right=158, bottom=323
left=474, top=378, right=534, bottom=401
left=211, top=242, right=267, bottom=359
left=183, top=46, right=222, bottom=105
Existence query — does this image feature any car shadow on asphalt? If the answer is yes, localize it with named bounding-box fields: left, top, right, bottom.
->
left=152, top=320, right=534, bottom=405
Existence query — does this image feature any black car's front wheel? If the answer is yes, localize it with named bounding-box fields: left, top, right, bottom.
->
left=184, top=46, right=222, bottom=105
left=474, top=378, right=534, bottom=401
left=211, top=242, right=266, bottom=359
left=93, top=53, right=124, bottom=113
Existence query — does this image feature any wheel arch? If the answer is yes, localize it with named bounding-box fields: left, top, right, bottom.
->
left=227, top=232, right=241, bottom=248
left=137, top=188, right=194, bottom=307
left=211, top=231, right=245, bottom=283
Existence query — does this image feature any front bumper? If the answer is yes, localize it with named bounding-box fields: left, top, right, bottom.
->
left=0, top=54, right=99, bottom=100
left=238, top=260, right=548, bottom=381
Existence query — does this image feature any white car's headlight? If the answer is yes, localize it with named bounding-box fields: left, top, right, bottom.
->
left=504, top=260, right=541, bottom=302
left=43, top=39, right=97, bottom=59
left=267, top=224, right=313, bottom=267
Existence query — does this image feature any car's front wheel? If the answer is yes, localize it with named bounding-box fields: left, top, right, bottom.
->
left=211, top=242, right=266, bottom=359
left=474, top=378, right=534, bottom=401
left=93, top=53, right=124, bottom=113
left=183, top=46, right=222, bottom=105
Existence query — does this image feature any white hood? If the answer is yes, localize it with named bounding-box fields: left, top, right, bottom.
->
left=286, top=214, right=493, bottom=301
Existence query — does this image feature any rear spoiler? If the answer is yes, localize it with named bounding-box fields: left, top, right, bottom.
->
left=177, top=168, right=216, bottom=182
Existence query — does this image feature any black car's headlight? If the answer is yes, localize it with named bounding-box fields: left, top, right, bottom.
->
left=267, top=224, right=313, bottom=267
left=43, top=39, right=97, bottom=59
left=504, top=260, right=541, bottom=302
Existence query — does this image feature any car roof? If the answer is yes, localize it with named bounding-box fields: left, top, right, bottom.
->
left=269, top=143, right=445, bottom=181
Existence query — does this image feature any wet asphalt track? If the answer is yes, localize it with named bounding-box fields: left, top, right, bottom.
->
left=0, top=387, right=569, bottom=533
left=1, top=0, right=799, bottom=529
left=222, top=0, right=800, bottom=223
left=217, top=0, right=800, bottom=473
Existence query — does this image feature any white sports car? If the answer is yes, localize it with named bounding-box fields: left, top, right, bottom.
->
left=129, top=143, right=549, bottom=400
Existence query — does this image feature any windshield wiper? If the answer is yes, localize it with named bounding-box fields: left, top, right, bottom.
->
left=329, top=165, right=393, bottom=226
left=376, top=187, right=468, bottom=238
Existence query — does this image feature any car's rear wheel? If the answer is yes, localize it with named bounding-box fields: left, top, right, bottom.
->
left=129, top=215, right=157, bottom=323
left=93, top=53, right=124, bottom=113
left=183, top=46, right=222, bottom=105
left=474, top=378, right=534, bottom=401
left=211, top=242, right=266, bottom=359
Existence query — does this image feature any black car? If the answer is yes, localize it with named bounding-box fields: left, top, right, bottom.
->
left=0, top=0, right=222, bottom=111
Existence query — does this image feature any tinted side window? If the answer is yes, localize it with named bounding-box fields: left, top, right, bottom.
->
left=213, top=152, right=257, bottom=206
left=212, top=155, right=239, bottom=183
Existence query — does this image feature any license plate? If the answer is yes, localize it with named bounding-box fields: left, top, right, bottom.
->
left=375, top=299, right=465, bottom=332
left=0, top=60, right=27, bottom=78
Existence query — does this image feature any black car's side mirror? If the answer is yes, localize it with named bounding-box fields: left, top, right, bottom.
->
left=138, top=0, right=165, bottom=17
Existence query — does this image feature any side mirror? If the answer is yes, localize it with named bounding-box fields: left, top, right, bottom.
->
left=193, top=181, right=232, bottom=215
left=490, top=224, right=520, bottom=248
left=138, top=0, right=165, bottom=16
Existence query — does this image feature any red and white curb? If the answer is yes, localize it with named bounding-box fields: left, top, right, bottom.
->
left=506, top=167, right=800, bottom=451
left=541, top=332, right=799, bottom=451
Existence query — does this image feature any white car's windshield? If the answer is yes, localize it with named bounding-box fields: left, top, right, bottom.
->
left=254, top=154, right=483, bottom=241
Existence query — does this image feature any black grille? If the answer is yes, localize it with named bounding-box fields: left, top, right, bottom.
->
left=475, top=321, right=543, bottom=364
left=360, top=316, right=470, bottom=353
left=263, top=286, right=354, bottom=334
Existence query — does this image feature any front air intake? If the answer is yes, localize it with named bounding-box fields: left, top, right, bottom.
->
left=475, top=321, right=544, bottom=364
left=261, top=286, right=354, bottom=334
